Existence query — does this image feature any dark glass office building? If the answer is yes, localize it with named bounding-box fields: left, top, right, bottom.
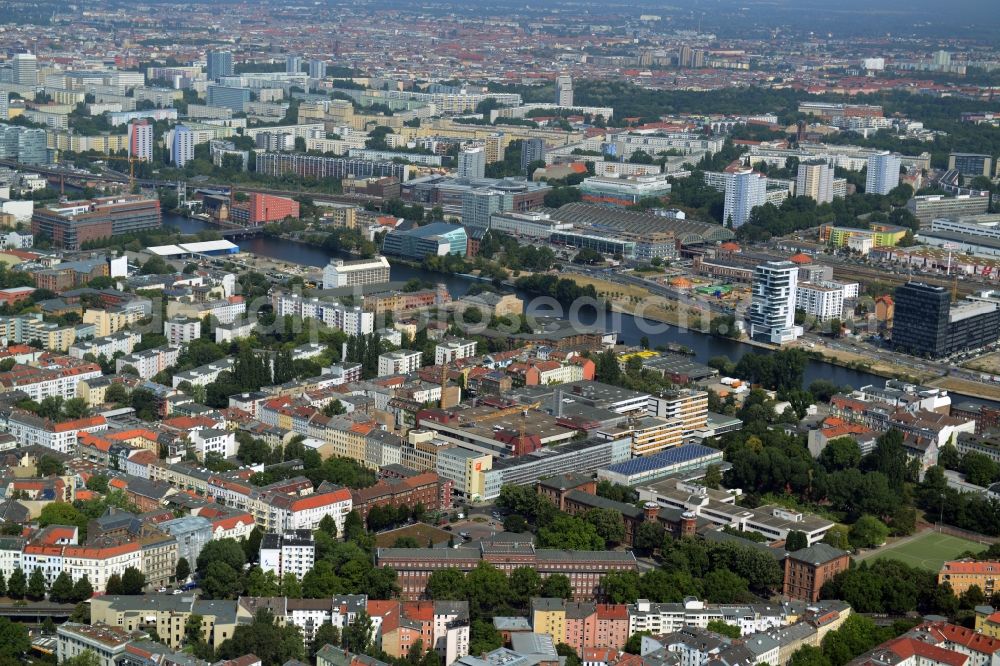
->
left=892, top=282, right=1000, bottom=358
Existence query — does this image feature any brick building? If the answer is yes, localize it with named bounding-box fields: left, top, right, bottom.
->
left=783, top=543, right=850, bottom=602
left=377, top=537, right=637, bottom=601
left=349, top=471, right=452, bottom=521
left=230, top=193, right=300, bottom=226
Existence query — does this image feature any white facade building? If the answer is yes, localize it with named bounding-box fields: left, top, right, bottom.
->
left=723, top=169, right=767, bottom=229
left=378, top=350, right=423, bottom=376
left=865, top=151, right=901, bottom=195
left=164, top=317, right=202, bottom=346
left=435, top=339, right=477, bottom=365
left=116, top=346, right=180, bottom=380
left=189, top=427, right=236, bottom=459
left=322, top=256, right=391, bottom=289
left=749, top=261, right=803, bottom=344
left=795, top=160, right=834, bottom=204
left=260, top=530, right=315, bottom=580
left=796, top=282, right=845, bottom=322
left=458, top=147, right=486, bottom=180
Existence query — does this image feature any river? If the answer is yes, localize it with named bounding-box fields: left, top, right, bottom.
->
left=166, top=213, right=998, bottom=405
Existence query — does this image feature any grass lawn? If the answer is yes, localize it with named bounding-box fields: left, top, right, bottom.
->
left=373, top=522, right=453, bottom=548
left=871, top=530, right=988, bottom=571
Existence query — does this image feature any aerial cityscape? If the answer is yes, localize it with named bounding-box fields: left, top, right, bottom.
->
left=2, top=1, right=1000, bottom=666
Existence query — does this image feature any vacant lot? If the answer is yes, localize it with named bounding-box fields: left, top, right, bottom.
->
left=870, top=530, right=986, bottom=571
left=373, top=522, right=453, bottom=548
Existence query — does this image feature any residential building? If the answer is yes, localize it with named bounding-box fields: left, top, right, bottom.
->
left=229, top=192, right=300, bottom=226
left=749, top=261, right=803, bottom=344
left=458, top=148, right=486, bottom=180
left=57, top=623, right=138, bottom=666
left=723, top=170, right=766, bottom=229
left=128, top=120, right=153, bottom=161
left=435, top=339, right=477, bottom=365
left=164, top=317, right=201, bottom=347
left=170, top=126, right=195, bottom=167
left=521, top=138, right=546, bottom=175
left=796, top=282, right=844, bottom=322
left=462, top=189, right=513, bottom=230
left=865, top=152, right=901, bottom=195
left=378, top=350, right=423, bottom=376
left=8, top=411, right=108, bottom=453
left=12, top=53, right=38, bottom=86
left=795, top=160, right=834, bottom=204
left=436, top=447, right=492, bottom=500
left=189, top=428, right=237, bottom=460
left=323, top=256, right=391, bottom=289
left=555, top=75, right=574, bottom=106
left=938, top=560, right=1000, bottom=596
left=206, top=50, right=234, bottom=80
left=906, top=194, right=990, bottom=225
left=260, top=530, right=315, bottom=580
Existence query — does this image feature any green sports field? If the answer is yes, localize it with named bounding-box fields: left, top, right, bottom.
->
left=870, top=531, right=988, bottom=571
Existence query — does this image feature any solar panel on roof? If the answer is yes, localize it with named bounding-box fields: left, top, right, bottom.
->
left=604, top=444, right=719, bottom=474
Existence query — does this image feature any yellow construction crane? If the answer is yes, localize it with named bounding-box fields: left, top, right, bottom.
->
left=475, top=401, right=543, bottom=423
left=100, top=154, right=144, bottom=189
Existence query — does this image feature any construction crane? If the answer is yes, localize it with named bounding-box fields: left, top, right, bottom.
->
left=474, top=401, right=543, bottom=423
left=100, top=154, right=145, bottom=189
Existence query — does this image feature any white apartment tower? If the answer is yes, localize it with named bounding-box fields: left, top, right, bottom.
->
left=12, top=53, right=38, bottom=86
left=723, top=169, right=767, bottom=229
left=795, top=160, right=834, bottom=204
left=749, top=261, right=803, bottom=344
left=458, top=147, right=486, bottom=180
left=865, top=151, right=901, bottom=195
left=555, top=75, right=574, bottom=107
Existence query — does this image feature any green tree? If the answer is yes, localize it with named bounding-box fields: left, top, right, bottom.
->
left=342, top=611, right=374, bottom=653
left=72, top=575, right=94, bottom=602
left=426, top=568, right=467, bottom=600
left=246, top=567, right=281, bottom=597
left=313, top=623, right=341, bottom=657
left=540, top=573, right=573, bottom=599
left=819, top=437, right=862, bottom=471
left=185, top=614, right=204, bottom=644
left=849, top=515, right=890, bottom=549
left=196, top=539, right=246, bottom=575
left=62, top=650, right=102, bottom=666
left=201, top=562, right=242, bottom=600
left=634, top=521, right=665, bottom=557
left=557, top=643, right=582, bottom=666
left=624, top=631, right=652, bottom=655
left=584, top=508, right=627, bottom=547
left=176, top=557, right=191, bottom=582
left=121, top=567, right=145, bottom=594
left=790, top=645, right=832, bottom=666
left=537, top=514, right=604, bottom=550
left=50, top=571, right=74, bottom=603
left=707, top=619, right=741, bottom=639
left=0, top=617, right=31, bottom=661
left=27, top=567, right=47, bottom=600
left=701, top=569, right=749, bottom=603
left=703, top=464, right=723, bottom=490
left=509, top=567, right=541, bottom=608
left=105, top=573, right=123, bottom=595
left=602, top=570, right=641, bottom=604
left=961, top=452, right=999, bottom=487
left=216, top=609, right=305, bottom=666
left=7, top=567, right=26, bottom=599
left=785, top=530, right=808, bottom=552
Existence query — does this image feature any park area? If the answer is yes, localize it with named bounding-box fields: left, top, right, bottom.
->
left=869, top=530, right=987, bottom=571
